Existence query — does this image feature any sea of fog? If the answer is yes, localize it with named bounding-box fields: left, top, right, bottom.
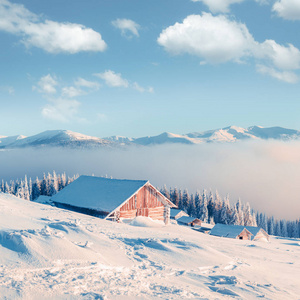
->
left=0, top=140, right=299, bottom=220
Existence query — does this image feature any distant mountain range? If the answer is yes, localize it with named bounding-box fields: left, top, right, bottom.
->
left=0, top=126, right=299, bottom=149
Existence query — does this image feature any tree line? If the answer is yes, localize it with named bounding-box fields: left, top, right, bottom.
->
left=160, top=185, right=300, bottom=239
left=0, top=172, right=299, bottom=239
left=0, top=171, right=79, bottom=201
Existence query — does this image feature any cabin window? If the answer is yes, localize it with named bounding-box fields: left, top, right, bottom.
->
left=239, top=236, right=243, bottom=240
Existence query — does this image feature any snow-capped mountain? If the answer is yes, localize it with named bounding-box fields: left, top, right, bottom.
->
left=1, top=126, right=300, bottom=149
left=0, top=130, right=114, bottom=149
left=132, top=126, right=300, bottom=145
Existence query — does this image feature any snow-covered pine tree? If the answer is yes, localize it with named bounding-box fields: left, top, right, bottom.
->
left=252, top=212, right=257, bottom=227
left=171, top=188, right=179, bottom=207
left=230, top=206, right=240, bottom=225
left=236, top=198, right=244, bottom=226
left=213, top=190, right=222, bottom=224
left=16, top=179, right=24, bottom=199
left=178, top=189, right=183, bottom=210
left=207, top=191, right=214, bottom=222
left=260, top=214, right=268, bottom=233
left=244, top=202, right=253, bottom=226
left=268, top=216, right=275, bottom=235
left=23, top=175, right=30, bottom=201
left=281, top=220, right=288, bottom=237
left=200, top=190, right=208, bottom=223
left=187, top=194, right=196, bottom=217
left=29, top=178, right=33, bottom=200
left=32, top=177, right=41, bottom=200
left=160, top=185, right=170, bottom=199
left=274, top=220, right=281, bottom=237
left=182, top=189, right=190, bottom=213
left=194, top=190, right=201, bottom=219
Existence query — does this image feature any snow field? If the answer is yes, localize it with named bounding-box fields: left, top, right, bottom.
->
left=0, top=193, right=299, bottom=299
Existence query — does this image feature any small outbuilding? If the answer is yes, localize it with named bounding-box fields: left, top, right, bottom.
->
left=51, top=175, right=176, bottom=224
left=243, top=226, right=270, bottom=242
left=170, top=208, right=189, bottom=220
left=210, top=224, right=253, bottom=240
left=177, top=216, right=202, bottom=227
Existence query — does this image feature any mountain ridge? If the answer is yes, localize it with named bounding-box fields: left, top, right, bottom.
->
left=1, top=126, right=300, bottom=149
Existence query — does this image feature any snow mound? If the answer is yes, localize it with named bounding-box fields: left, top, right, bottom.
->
left=129, top=216, right=165, bottom=227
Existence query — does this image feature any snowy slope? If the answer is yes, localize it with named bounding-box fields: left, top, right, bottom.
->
left=0, top=192, right=299, bottom=299
left=0, top=130, right=114, bottom=149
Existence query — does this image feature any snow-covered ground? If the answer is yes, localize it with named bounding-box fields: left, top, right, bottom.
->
left=0, top=193, right=299, bottom=299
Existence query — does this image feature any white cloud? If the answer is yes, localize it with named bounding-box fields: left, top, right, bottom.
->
left=75, top=77, right=100, bottom=90
left=133, top=82, right=154, bottom=93
left=34, top=74, right=58, bottom=94
left=42, top=98, right=81, bottom=122
left=191, top=0, right=245, bottom=13
left=191, top=0, right=269, bottom=13
left=61, top=86, right=83, bottom=98
left=256, top=64, right=298, bottom=83
left=256, top=40, right=300, bottom=70
left=158, top=13, right=300, bottom=83
left=95, top=70, right=129, bottom=88
left=273, top=0, right=300, bottom=20
left=112, top=18, right=140, bottom=37
left=0, top=0, right=107, bottom=53
left=157, top=14, right=255, bottom=64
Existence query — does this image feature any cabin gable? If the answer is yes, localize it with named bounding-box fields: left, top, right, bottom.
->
left=106, top=183, right=176, bottom=223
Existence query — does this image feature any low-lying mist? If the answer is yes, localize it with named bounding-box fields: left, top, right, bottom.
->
left=0, top=140, right=299, bottom=220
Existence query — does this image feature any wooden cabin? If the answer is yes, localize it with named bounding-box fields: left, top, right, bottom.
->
left=177, top=216, right=202, bottom=227
left=170, top=208, right=189, bottom=220
left=210, top=224, right=253, bottom=240
left=51, top=176, right=176, bottom=224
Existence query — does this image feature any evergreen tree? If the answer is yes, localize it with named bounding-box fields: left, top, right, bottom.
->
left=230, top=206, right=239, bottom=225
left=182, top=189, right=190, bottom=213
left=214, top=190, right=222, bottom=224
left=280, top=220, right=288, bottom=237
left=200, top=193, right=208, bottom=222
left=160, top=185, right=170, bottom=199
left=244, top=202, right=253, bottom=226
left=178, top=189, right=183, bottom=210
left=171, top=188, right=179, bottom=207
left=32, top=177, right=41, bottom=200
left=194, top=191, right=201, bottom=218
left=207, top=191, right=214, bottom=221
left=23, top=175, right=30, bottom=201
left=220, top=197, right=230, bottom=224
left=187, top=194, right=195, bottom=217
left=268, top=216, right=275, bottom=235
left=274, top=220, right=281, bottom=237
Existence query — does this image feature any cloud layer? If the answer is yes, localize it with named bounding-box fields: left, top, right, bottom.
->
left=158, top=13, right=300, bottom=82
left=0, top=0, right=107, bottom=53
left=1, top=140, right=299, bottom=220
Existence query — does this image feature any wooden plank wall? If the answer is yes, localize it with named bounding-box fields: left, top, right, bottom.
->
left=119, top=184, right=167, bottom=222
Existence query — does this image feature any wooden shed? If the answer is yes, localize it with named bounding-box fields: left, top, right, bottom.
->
left=51, top=176, right=176, bottom=224
left=170, top=208, right=189, bottom=220
left=210, top=224, right=253, bottom=240
left=177, top=216, right=202, bottom=227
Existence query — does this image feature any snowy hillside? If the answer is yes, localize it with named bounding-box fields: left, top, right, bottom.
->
left=1, top=126, right=300, bottom=149
left=0, top=193, right=299, bottom=299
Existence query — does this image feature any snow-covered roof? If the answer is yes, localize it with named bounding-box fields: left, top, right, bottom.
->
left=177, top=216, right=200, bottom=225
left=210, top=224, right=253, bottom=239
left=51, top=176, right=148, bottom=212
left=170, top=208, right=188, bottom=218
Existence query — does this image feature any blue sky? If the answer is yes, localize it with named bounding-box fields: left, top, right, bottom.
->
left=1, top=0, right=300, bottom=137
